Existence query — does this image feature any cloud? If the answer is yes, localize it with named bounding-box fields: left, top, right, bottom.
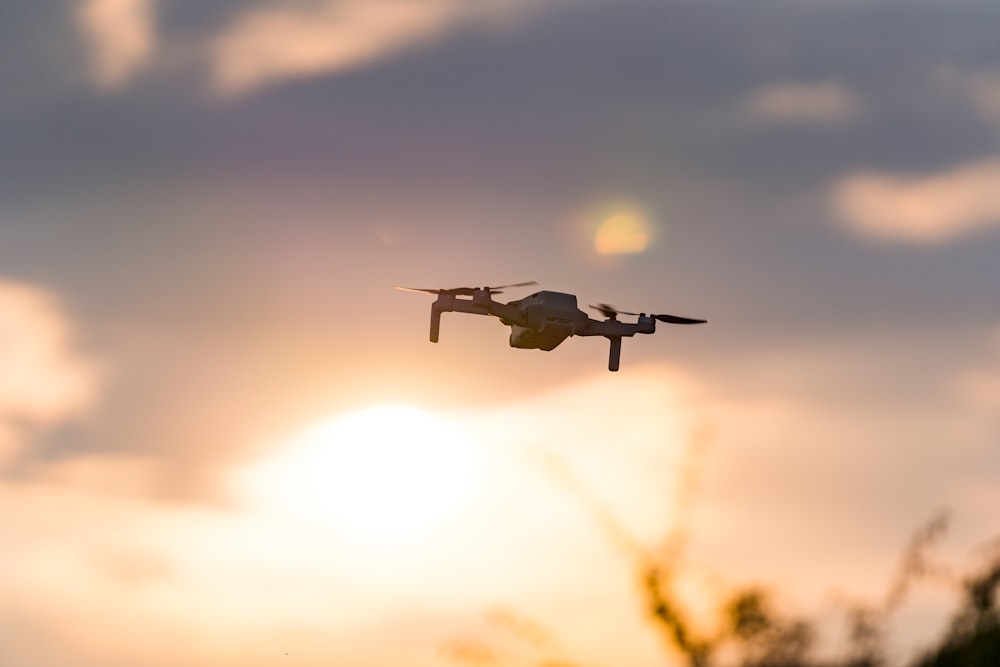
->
left=76, top=0, right=158, bottom=89
left=747, top=81, right=859, bottom=124
left=964, top=72, right=1000, bottom=121
left=953, top=323, right=1000, bottom=413
left=208, top=0, right=531, bottom=97
left=955, top=369, right=1000, bottom=412
left=0, top=279, right=99, bottom=467
left=2, top=354, right=998, bottom=666
left=70, top=0, right=550, bottom=96
left=831, top=158, right=1000, bottom=243
left=0, top=370, right=695, bottom=667
left=934, top=67, right=1000, bottom=123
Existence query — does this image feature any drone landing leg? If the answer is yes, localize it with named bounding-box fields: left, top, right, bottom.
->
left=430, top=306, right=442, bottom=343
left=607, top=336, right=622, bottom=372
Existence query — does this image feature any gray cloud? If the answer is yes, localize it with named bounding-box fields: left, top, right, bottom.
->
left=746, top=80, right=860, bottom=124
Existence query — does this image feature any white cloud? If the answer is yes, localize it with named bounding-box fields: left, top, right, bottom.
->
left=0, top=279, right=99, bottom=467
left=747, top=81, right=859, bottom=124
left=208, top=0, right=533, bottom=97
left=831, top=158, right=1000, bottom=243
left=76, top=0, right=158, bottom=89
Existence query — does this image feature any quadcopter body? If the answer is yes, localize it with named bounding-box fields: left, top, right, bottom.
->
left=395, top=282, right=705, bottom=371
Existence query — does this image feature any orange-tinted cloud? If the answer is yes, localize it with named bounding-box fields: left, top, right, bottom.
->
left=0, top=365, right=706, bottom=667
left=747, top=81, right=859, bottom=124
left=954, top=323, right=1000, bottom=412
left=832, top=158, right=1000, bottom=243
left=208, top=0, right=532, bottom=97
left=72, top=0, right=541, bottom=96
left=2, top=355, right=997, bottom=666
left=0, top=279, right=99, bottom=467
left=76, top=0, right=157, bottom=89
left=955, top=369, right=1000, bottom=412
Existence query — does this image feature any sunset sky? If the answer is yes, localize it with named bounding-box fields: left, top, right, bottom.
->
left=2, top=1, right=1000, bottom=665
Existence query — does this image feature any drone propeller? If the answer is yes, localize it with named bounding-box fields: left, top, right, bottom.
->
left=395, top=281, right=537, bottom=296
left=647, top=313, right=707, bottom=325
left=485, top=281, right=539, bottom=294
left=590, top=303, right=621, bottom=319
left=589, top=303, right=706, bottom=325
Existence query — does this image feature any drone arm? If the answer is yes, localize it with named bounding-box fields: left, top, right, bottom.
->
left=429, top=295, right=524, bottom=342
left=578, top=318, right=638, bottom=338
left=486, top=301, right=527, bottom=327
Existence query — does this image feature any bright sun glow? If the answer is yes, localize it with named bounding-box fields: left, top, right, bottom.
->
left=296, top=405, right=476, bottom=537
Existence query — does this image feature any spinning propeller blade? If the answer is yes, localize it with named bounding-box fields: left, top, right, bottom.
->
left=650, top=313, right=707, bottom=325
left=488, top=281, right=538, bottom=291
left=394, top=286, right=451, bottom=295
left=394, top=282, right=537, bottom=296
left=590, top=303, right=621, bottom=319
left=589, top=303, right=706, bottom=324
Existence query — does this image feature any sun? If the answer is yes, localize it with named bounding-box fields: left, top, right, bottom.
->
left=297, top=405, right=477, bottom=537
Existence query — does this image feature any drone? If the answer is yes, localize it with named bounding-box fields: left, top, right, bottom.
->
left=394, top=282, right=705, bottom=371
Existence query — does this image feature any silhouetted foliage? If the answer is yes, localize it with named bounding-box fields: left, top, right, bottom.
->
left=912, top=553, right=1000, bottom=667
left=444, top=441, right=1000, bottom=667
left=839, top=604, right=886, bottom=667
left=724, top=588, right=815, bottom=667
left=638, top=512, right=1000, bottom=667
left=643, top=566, right=714, bottom=667
left=642, top=569, right=819, bottom=667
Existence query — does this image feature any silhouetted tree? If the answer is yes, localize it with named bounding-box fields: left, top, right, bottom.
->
left=643, top=565, right=715, bottom=667
left=444, top=441, right=1000, bottom=667
left=724, top=588, right=814, bottom=667
left=912, top=550, right=1000, bottom=667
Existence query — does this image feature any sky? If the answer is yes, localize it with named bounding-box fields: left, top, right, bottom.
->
left=2, top=0, right=1000, bottom=665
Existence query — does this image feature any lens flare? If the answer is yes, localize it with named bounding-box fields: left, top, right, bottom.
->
left=593, top=203, right=655, bottom=255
